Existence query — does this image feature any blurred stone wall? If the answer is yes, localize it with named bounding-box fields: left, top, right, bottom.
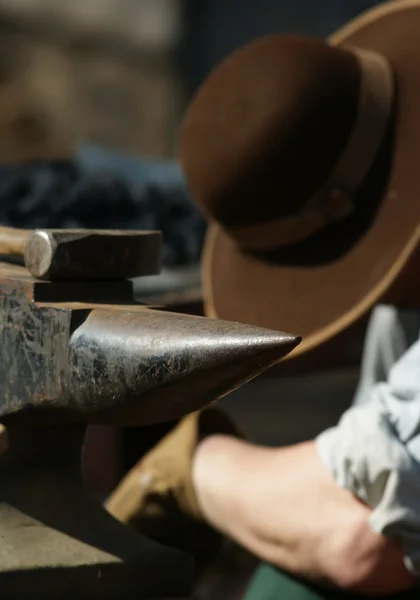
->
left=0, top=0, right=388, bottom=158
left=0, top=0, right=185, bottom=157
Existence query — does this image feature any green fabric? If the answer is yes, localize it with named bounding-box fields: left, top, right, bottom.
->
left=244, top=563, right=418, bottom=600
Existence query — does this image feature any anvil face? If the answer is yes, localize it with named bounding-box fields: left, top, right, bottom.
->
left=0, top=263, right=300, bottom=426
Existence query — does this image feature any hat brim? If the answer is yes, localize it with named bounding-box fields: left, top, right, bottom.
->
left=202, top=0, right=420, bottom=357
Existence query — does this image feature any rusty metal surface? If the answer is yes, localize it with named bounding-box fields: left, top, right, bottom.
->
left=21, top=228, right=163, bottom=280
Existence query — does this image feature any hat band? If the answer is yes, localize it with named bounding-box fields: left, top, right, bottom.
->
left=227, top=47, right=395, bottom=251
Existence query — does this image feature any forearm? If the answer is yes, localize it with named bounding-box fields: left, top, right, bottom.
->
left=192, top=436, right=413, bottom=594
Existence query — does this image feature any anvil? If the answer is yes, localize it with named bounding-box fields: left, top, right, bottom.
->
left=0, top=229, right=299, bottom=599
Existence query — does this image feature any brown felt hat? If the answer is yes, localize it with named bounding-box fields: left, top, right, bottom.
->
left=180, top=0, right=420, bottom=358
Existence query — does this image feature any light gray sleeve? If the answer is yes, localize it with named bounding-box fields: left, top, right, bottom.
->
left=353, top=305, right=420, bottom=406
left=316, top=306, right=420, bottom=576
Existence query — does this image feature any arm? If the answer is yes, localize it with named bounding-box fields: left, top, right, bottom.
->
left=193, top=308, right=420, bottom=594
left=106, top=312, right=420, bottom=595
left=192, top=435, right=414, bottom=595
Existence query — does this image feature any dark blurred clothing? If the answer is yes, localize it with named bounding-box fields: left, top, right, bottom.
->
left=0, top=145, right=205, bottom=269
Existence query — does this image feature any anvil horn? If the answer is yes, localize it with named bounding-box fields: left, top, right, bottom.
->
left=68, top=309, right=301, bottom=426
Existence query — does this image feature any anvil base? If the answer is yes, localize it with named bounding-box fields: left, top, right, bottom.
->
left=0, top=425, right=192, bottom=599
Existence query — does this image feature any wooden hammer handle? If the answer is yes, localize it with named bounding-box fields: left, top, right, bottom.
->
left=0, top=226, right=31, bottom=257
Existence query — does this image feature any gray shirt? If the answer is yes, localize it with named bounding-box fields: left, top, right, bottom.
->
left=316, top=305, right=420, bottom=576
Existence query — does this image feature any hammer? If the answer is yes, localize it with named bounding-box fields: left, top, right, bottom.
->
left=0, top=225, right=162, bottom=281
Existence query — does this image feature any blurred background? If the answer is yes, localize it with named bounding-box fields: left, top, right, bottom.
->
left=0, top=0, right=384, bottom=156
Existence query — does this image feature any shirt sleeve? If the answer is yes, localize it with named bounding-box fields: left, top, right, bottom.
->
left=316, top=334, right=420, bottom=576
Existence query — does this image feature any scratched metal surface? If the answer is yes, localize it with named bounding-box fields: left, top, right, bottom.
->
left=0, top=263, right=299, bottom=425
left=0, top=277, right=70, bottom=418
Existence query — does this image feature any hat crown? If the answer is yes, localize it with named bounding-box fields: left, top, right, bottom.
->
left=181, top=35, right=362, bottom=233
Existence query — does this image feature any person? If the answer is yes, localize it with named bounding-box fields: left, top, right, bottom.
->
left=106, top=1, right=420, bottom=598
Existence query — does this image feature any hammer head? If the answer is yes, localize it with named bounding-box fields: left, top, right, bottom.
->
left=24, top=228, right=162, bottom=281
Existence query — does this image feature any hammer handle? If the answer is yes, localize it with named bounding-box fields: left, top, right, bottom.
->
left=0, top=226, right=30, bottom=257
